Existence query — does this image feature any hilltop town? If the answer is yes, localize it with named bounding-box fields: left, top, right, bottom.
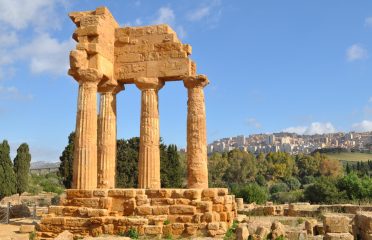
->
left=208, top=132, right=372, bottom=154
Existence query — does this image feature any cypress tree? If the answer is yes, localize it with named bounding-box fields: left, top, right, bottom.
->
left=0, top=140, right=16, bottom=198
left=13, top=143, right=31, bottom=194
left=59, top=132, right=75, bottom=188
left=346, top=162, right=351, bottom=174
left=161, top=144, right=183, bottom=188
left=116, top=137, right=139, bottom=188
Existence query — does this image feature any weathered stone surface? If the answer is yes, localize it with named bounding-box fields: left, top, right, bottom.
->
left=97, top=84, right=123, bottom=189
left=323, top=214, right=350, bottom=233
left=169, top=205, right=196, bottom=215
left=236, top=224, right=249, bottom=240
left=135, top=77, right=164, bottom=189
left=324, top=233, right=354, bottom=240
left=19, top=225, right=35, bottom=233
left=236, top=198, right=244, bottom=211
left=271, top=221, right=285, bottom=239
left=184, top=75, right=209, bottom=189
left=54, top=230, right=74, bottom=240
left=305, top=219, right=317, bottom=235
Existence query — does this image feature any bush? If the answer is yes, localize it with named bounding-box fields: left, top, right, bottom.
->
left=232, top=183, right=269, bottom=204
left=270, top=182, right=289, bottom=194
left=255, top=175, right=267, bottom=186
left=304, top=177, right=346, bottom=204
left=285, top=177, right=301, bottom=190
left=271, top=190, right=304, bottom=203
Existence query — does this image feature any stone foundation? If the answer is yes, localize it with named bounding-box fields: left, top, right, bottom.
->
left=37, top=188, right=237, bottom=239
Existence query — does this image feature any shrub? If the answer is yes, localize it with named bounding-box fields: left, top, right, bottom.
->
left=270, top=182, right=289, bottom=194
left=232, top=183, right=269, bottom=204
left=285, top=177, right=301, bottom=190
left=304, top=177, right=346, bottom=204
left=271, top=190, right=304, bottom=203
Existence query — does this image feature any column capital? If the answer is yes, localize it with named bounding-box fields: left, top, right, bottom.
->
left=183, top=74, right=209, bottom=89
left=69, top=68, right=103, bottom=84
left=98, top=82, right=124, bottom=94
left=134, top=77, right=164, bottom=91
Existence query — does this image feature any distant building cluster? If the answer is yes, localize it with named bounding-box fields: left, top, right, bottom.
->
left=207, top=132, right=372, bottom=154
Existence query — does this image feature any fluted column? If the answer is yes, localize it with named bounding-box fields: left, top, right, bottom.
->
left=97, top=84, right=123, bottom=189
left=72, top=69, right=102, bottom=189
left=184, top=75, right=209, bottom=189
left=135, top=77, right=164, bottom=189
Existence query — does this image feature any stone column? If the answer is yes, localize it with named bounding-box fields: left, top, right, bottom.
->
left=72, top=69, right=102, bottom=189
left=97, top=84, right=123, bottom=189
left=135, top=77, right=164, bottom=189
left=184, top=75, right=209, bottom=189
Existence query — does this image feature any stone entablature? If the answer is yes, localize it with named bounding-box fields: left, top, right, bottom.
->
left=37, top=188, right=237, bottom=238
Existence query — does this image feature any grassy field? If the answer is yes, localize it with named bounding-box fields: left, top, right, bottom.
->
left=324, top=152, right=372, bottom=162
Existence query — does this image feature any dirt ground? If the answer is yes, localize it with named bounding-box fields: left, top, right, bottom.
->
left=0, top=218, right=36, bottom=240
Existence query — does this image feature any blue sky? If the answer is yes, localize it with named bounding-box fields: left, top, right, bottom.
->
left=1, top=0, right=372, bottom=162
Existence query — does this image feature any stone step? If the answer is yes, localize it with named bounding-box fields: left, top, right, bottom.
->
left=49, top=205, right=109, bottom=217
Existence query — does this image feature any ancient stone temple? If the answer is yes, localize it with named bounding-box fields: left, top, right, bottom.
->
left=37, top=7, right=236, bottom=239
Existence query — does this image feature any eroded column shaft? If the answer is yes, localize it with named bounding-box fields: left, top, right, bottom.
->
left=138, top=88, right=161, bottom=189
left=97, top=91, right=117, bottom=188
left=185, top=75, right=209, bottom=189
left=73, top=81, right=98, bottom=189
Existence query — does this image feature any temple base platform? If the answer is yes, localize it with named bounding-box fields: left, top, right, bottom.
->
left=37, top=188, right=237, bottom=239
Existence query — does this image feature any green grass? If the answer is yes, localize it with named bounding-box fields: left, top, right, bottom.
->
left=324, top=152, right=372, bottom=162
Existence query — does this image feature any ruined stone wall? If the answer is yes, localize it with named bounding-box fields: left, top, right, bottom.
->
left=37, top=188, right=237, bottom=238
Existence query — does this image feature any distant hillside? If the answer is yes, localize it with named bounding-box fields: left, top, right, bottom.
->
left=323, top=152, right=372, bottom=162
left=30, top=161, right=59, bottom=170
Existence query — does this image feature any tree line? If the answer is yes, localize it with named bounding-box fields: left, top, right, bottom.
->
left=59, top=133, right=185, bottom=190
left=0, top=140, right=31, bottom=199
left=58, top=133, right=372, bottom=205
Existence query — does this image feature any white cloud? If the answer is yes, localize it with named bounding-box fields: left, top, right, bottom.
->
left=186, top=0, right=222, bottom=28
left=365, top=17, right=372, bottom=28
left=15, top=33, right=74, bottom=75
left=369, top=97, right=372, bottom=103
left=0, top=0, right=62, bottom=30
left=283, top=122, right=336, bottom=135
left=0, top=86, right=33, bottom=101
left=352, top=120, right=372, bottom=132
left=152, top=7, right=175, bottom=25
left=0, top=31, right=18, bottom=46
left=187, top=6, right=211, bottom=21
left=283, top=126, right=307, bottom=134
left=346, top=44, right=368, bottom=61
left=245, top=118, right=262, bottom=129
left=176, top=26, right=187, bottom=39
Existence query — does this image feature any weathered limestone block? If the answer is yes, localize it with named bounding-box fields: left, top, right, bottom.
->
left=144, top=225, right=162, bottom=235
left=108, top=189, right=137, bottom=198
left=19, top=225, right=35, bottom=233
left=169, top=205, right=196, bottom=215
left=271, top=221, right=286, bottom=239
left=184, top=75, right=209, bottom=189
left=305, top=219, right=318, bottom=235
left=324, top=233, right=354, bottom=240
left=183, top=189, right=202, bottom=200
left=323, top=214, right=350, bottom=233
left=236, top=223, right=249, bottom=240
left=236, top=198, right=244, bottom=211
left=356, top=211, right=372, bottom=233
left=152, top=206, right=169, bottom=215
left=54, top=230, right=74, bottom=240
left=135, top=77, right=164, bottom=189
left=171, top=223, right=185, bottom=236
left=66, top=190, right=94, bottom=199
left=146, top=189, right=172, bottom=198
